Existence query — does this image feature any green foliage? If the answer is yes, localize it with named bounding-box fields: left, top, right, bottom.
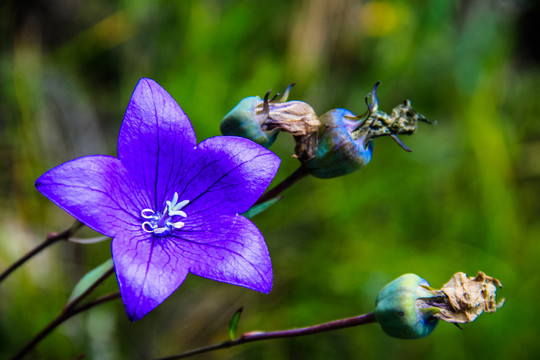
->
left=228, top=307, right=243, bottom=341
left=67, top=258, right=114, bottom=306
left=243, top=197, right=281, bottom=219
left=1, top=0, right=540, bottom=359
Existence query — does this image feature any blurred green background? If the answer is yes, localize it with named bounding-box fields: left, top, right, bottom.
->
left=1, top=0, right=539, bottom=359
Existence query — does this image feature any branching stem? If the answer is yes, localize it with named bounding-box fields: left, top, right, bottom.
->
left=155, top=312, right=377, bottom=360
left=11, top=273, right=118, bottom=360
left=0, top=221, right=83, bottom=284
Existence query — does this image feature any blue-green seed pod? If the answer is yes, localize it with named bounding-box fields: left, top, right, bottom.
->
left=220, top=96, right=278, bottom=147
left=374, top=274, right=439, bottom=339
left=302, top=108, right=373, bottom=179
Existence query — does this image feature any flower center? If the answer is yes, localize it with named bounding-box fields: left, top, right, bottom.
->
left=140, top=192, right=189, bottom=236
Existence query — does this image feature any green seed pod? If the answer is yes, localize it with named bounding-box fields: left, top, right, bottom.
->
left=374, top=274, right=439, bottom=339
left=302, top=108, right=374, bottom=179
left=220, top=96, right=278, bottom=147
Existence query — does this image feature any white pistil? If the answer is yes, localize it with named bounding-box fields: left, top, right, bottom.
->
left=166, top=192, right=190, bottom=217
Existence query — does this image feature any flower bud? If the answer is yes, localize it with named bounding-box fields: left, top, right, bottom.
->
left=302, top=108, right=374, bottom=179
left=374, top=274, right=439, bottom=339
left=220, top=96, right=278, bottom=147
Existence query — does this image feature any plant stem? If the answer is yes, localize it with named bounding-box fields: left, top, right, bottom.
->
left=155, top=312, right=377, bottom=360
left=255, top=166, right=310, bottom=206
left=11, top=276, right=118, bottom=360
left=0, top=221, right=83, bottom=284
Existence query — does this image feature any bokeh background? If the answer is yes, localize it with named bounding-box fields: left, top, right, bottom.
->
left=1, top=0, right=539, bottom=359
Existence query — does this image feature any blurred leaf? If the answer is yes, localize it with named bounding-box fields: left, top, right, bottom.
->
left=66, top=258, right=114, bottom=306
left=228, top=307, right=243, bottom=340
left=68, top=235, right=110, bottom=244
left=242, top=197, right=281, bottom=219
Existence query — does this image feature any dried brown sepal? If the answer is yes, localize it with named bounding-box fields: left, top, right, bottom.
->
left=387, top=100, right=435, bottom=134
left=362, top=100, right=434, bottom=141
left=428, top=271, right=505, bottom=324
left=291, top=132, right=319, bottom=161
left=258, top=100, right=321, bottom=161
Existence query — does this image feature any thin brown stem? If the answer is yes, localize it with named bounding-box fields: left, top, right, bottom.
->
left=11, top=278, right=118, bottom=360
left=0, top=221, right=83, bottom=284
left=69, top=292, right=121, bottom=317
left=155, top=312, right=377, bottom=360
left=254, top=166, right=310, bottom=206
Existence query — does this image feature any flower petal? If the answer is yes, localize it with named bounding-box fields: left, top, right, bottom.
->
left=177, top=136, right=280, bottom=217
left=117, top=78, right=197, bottom=209
left=171, top=214, right=272, bottom=293
left=112, top=230, right=189, bottom=321
left=35, top=155, right=141, bottom=237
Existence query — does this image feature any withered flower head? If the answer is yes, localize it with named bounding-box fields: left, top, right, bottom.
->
left=425, top=271, right=505, bottom=324
left=221, top=84, right=320, bottom=161
left=259, top=96, right=320, bottom=161
left=222, top=82, right=433, bottom=178
left=375, top=271, right=504, bottom=339
left=303, top=82, right=434, bottom=178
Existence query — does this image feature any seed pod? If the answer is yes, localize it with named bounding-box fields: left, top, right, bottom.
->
left=374, top=274, right=439, bottom=339
left=220, top=96, right=278, bottom=147
left=374, top=272, right=504, bottom=339
left=302, top=108, right=373, bottom=179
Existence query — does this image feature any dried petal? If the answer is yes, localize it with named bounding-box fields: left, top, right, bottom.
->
left=432, top=271, right=505, bottom=323
left=261, top=101, right=319, bottom=136
left=259, top=100, right=320, bottom=161
left=222, top=86, right=320, bottom=161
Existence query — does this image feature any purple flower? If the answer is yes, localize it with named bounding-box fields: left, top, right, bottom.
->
left=35, top=78, right=280, bottom=321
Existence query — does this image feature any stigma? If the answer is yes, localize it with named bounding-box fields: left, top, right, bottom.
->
left=141, top=192, right=190, bottom=236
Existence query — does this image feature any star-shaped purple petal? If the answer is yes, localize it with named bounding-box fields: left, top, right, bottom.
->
left=36, top=78, right=280, bottom=321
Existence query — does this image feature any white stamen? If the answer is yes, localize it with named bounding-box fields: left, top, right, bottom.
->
left=141, top=192, right=189, bottom=235
left=141, top=209, right=156, bottom=219
left=153, top=227, right=168, bottom=234
left=142, top=221, right=157, bottom=233
left=169, top=221, right=185, bottom=229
